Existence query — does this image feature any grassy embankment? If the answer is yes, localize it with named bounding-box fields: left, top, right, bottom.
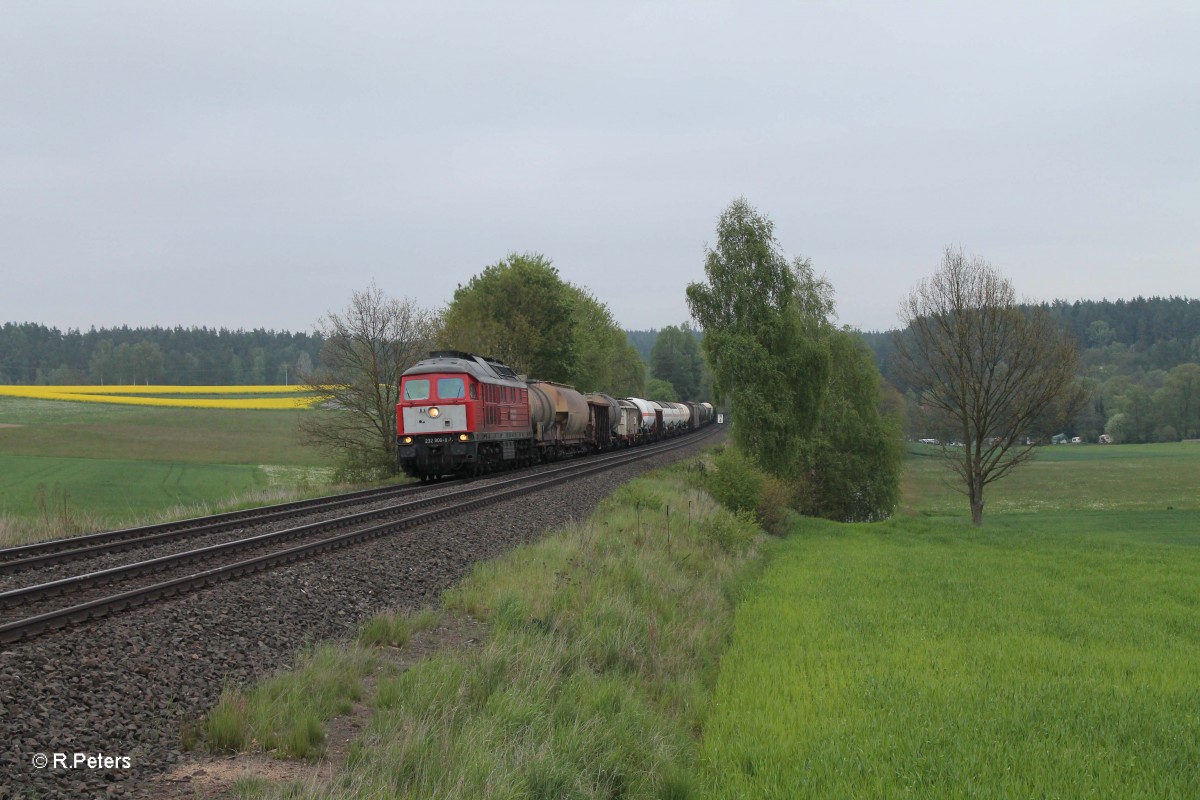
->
left=200, top=456, right=761, bottom=798
left=202, top=440, right=1199, bottom=799
left=0, top=395, right=336, bottom=546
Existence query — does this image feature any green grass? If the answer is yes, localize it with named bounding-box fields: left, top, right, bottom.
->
left=0, top=453, right=273, bottom=519
left=206, top=644, right=378, bottom=761
left=0, top=397, right=338, bottom=542
left=0, top=396, right=330, bottom=465
left=701, top=449, right=1200, bottom=799
left=903, top=441, right=1200, bottom=514
left=198, top=442, right=1200, bottom=798
left=201, top=463, right=760, bottom=798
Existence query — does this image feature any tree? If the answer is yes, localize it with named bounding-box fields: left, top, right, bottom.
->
left=440, top=253, right=576, bottom=382
left=1158, top=363, right=1200, bottom=439
left=895, top=247, right=1084, bottom=526
left=688, top=198, right=902, bottom=522
left=299, top=283, right=437, bottom=479
left=646, top=377, right=679, bottom=402
left=565, top=284, right=647, bottom=394
left=800, top=329, right=905, bottom=522
left=650, top=324, right=703, bottom=400
left=687, top=198, right=830, bottom=479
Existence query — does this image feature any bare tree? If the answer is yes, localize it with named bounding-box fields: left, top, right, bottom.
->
left=300, top=283, right=438, bottom=478
left=895, top=247, right=1084, bottom=526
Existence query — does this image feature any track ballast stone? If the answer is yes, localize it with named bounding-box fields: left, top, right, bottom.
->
left=0, top=432, right=721, bottom=799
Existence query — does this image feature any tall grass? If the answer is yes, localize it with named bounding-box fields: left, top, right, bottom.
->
left=205, top=461, right=761, bottom=798
left=318, top=471, right=757, bottom=798
left=205, top=645, right=378, bottom=761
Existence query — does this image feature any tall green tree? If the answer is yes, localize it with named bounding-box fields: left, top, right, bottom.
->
left=565, top=285, right=646, bottom=394
left=646, top=377, right=679, bottom=402
left=1158, top=363, right=1200, bottom=439
left=688, top=198, right=901, bottom=522
left=440, top=253, right=576, bottom=382
left=800, top=330, right=904, bottom=521
left=650, top=324, right=703, bottom=400
left=441, top=253, right=645, bottom=393
left=686, top=198, right=830, bottom=478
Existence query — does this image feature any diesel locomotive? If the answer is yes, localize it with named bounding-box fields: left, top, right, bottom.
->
left=396, top=350, right=714, bottom=479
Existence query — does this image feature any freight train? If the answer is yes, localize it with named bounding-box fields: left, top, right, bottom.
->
left=396, top=350, right=714, bottom=479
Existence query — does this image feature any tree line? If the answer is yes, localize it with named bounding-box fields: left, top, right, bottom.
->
left=865, top=296, right=1200, bottom=443
left=0, top=323, right=321, bottom=386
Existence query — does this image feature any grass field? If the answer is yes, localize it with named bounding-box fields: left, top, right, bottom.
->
left=0, top=396, right=336, bottom=541
left=702, top=445, right=1200, bottom=799
left=189, top=440, right=1200, bottom=798
left=903, top=441, right=1200, bottom=514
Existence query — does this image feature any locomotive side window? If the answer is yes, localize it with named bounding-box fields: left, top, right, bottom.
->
left=470, top=383, right=477, bottom=400
left=404, top=379, right=430, bottom=401
left=438, top=378, right=466, bottom=399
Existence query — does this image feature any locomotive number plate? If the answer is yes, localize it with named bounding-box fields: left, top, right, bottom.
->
left=421, top=435, right=454, bottom=444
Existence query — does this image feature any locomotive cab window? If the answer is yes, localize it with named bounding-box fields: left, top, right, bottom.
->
left=437, top=378, right=466, bottom=399
left=403, top=379, right=430, bottom=401
left=470, top=383, right=477, bottom=400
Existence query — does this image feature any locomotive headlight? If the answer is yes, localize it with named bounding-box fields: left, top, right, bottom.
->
left=428, top=406, right=440, bottom=418
left=402, top=436, right=413, bottom=444
left=459, top=433, right=469, bottom=442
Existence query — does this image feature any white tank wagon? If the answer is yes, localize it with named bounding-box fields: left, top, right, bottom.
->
left=660, top=401, right=691, bottom=431
left=622, top=397, right=657, bottom=434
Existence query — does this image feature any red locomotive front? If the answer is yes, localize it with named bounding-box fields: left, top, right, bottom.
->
left=397, top=351, right=533, bottom=478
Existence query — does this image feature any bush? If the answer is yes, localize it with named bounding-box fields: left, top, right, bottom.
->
left=705, top=447, right=764, bottom=517
left=700, top=508, right=758, bottom=554
left=756, top=473, right=794, bottom=535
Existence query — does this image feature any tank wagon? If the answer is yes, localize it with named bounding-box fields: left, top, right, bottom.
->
left=397, top=351, right=714, bottom=479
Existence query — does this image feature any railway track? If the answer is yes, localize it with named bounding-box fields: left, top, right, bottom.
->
left=0, top=479, right=457, bottom=576
left=0, top=428, right=717, bottom=645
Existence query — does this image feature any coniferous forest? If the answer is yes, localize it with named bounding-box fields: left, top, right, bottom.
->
left=0, top=323, right=322, bottom=385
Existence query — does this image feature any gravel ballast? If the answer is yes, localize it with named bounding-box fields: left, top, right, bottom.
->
left=0, top=431, right=722, bottom=798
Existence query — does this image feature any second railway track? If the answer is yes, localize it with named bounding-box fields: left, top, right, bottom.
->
left=0, top=427, right=718, bottom=644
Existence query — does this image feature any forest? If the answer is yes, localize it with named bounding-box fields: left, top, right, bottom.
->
left=0, top=323, right=322, bottom=385
left=4, top=295, right=1198, bottom=443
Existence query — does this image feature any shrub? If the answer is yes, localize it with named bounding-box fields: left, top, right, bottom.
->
left=756, top=473, right=794, bottom=535
left=700, top=508, right=758, bottom=554
left=705, top=447, right=764, bottom=517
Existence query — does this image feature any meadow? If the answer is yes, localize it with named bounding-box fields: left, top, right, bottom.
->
left=0, top=395, right=336, bottom=543
left=702, top=443, right=1200, bottom=798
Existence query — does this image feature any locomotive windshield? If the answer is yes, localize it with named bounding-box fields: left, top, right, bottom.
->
left=437, top=377, right=466, bottom=399
left=403, top=379, right=430, bottom=400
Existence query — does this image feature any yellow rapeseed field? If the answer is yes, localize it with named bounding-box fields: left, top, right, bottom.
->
left=0, top=385, right=328, bottom=410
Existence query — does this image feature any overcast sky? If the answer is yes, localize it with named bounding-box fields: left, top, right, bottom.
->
left=3, top=2, right=1197, bottom=335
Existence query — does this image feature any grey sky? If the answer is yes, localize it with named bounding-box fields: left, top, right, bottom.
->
left=3, top=2, right=1197, bottom=335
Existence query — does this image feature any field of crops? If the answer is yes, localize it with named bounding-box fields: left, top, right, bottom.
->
left=702, top=444, right=1200, bottom=799
left=0, top=394, right=336, bottom=543
left=0, top=384, right=325, bottom=409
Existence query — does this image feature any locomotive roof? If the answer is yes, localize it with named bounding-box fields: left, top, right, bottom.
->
left=402, top=351, right=527, bottom=386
